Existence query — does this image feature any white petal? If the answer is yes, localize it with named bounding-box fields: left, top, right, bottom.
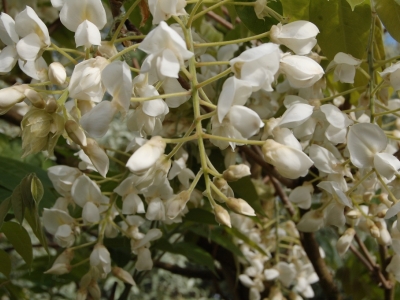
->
left=229, top=105, right=264, bottom=138
left=374, top=152, right=400, bottom=181
left=0, top=13, right=19, bottom=45
left=80, top=101, right=118, bottom=138
left=143, top=99, right=169, bottom=117
left=82, top=201, right=100, bottom=223
left=71, top=174, right=102, bottom=207
left=279, top=103, right=314, bottom=128
left=158, top=48, right=180, bottom=78
left=123, top=193, right=145, bottom=214
left=75, top=20, right=102, bottom=48
left=288, top=185, right=313, bottom=209
left=309, top=144, right=340, bottom=174
left=82, top=138, right=109, bottom=177
left=320, top=104, right=353, bottom=128
left=132, top=228, right=162, bottom=249
left=15, top=6, right=50, bottom=45
left=218, top=77, right=252, bottom=122
left=16, top=33, right=42, bottom=61
left=60, top=0, right=107, bottom=32
left=19, top=57, right=48, bottom=80
left=347, top=123, right=387, bottom=169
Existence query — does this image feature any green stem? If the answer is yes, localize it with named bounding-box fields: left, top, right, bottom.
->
left=187, top=0, right=204, bottom=27
left=109, top=43, right=140, bottom=62
left=115, top=35, right=146, bottom=43
left=319, top=86, right=366, bottom=102
left=110, top=0, right=141, bottom=44
left=196, top=61, right=230, bottom=67
left=194, top=31, right=270, bottom=48
left=51, top=43, right=78, bottom=64
left=196, top=67, right=232, bottom=89
left=376, top=171, right=398, bottom=203
left=131, top=91, right=191, bottom=102
left=191, top=0, right=231, bottom=23
left=202, top=133, right=265, bottom=145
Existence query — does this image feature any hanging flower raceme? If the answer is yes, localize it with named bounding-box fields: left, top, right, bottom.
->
left=270, top=21, right=319, bottom=55
left=58, top=0, right=107, bottom=48
left=139, top=21, right=194, bottom=80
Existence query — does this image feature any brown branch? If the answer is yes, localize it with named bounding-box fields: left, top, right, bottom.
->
left=269, top=176, right=295, bottom=217
left=350, top=244, right=373, bottom=271
left=206, top=10, right=233, bottom=30
left=300, top=232, right=342, bottom=300
left=1, top=0, right=7, bottom=13
left=353, top=234, right=392, bottom=290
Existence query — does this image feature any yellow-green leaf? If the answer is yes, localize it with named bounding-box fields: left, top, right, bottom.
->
left=375, top=0, right=400, bottom=43
left=24, top=207, right=48, bottom=254
left=309, top=0, right=371, bottom=60
left=281, top=0, right=310, bottom=21
left=11, top=185, right=25, bottom=225
left=1, top=221, right=33, bottom=267
left=0, top=249, right=11, bottom=277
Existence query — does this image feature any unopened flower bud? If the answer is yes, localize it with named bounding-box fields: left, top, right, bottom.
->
left=379, top=193, right=393, bottom=208
left=345, top=209, right=361, bottom=219
left=88, top=281, right=101, bottom=300
left=97, top=41, right=118, bottom=58
left=44, top=249, right=74, bottom=275
left=65, top=119, right=87, bottom=147
left=370, top=224, right=380, bottom=238
left=0, top=85, right=27, bottom=114
left=363, top=192, right=374, bottom=203
left=214, top=204, right=231, bottom=227
left=166, top=191, right=191, bottom=219
left=222, top=164, right=251, bottom=181
left=112, top=267, right=136, bottom=286
left=24, top=89, right=45, bottom=109
left=336, top=228, right=355, bottom=256
left=76, top=289, right=88, bottom=300
left=376, top=221, right=392, bottom=246
left=82, top=138, right=109, bottom=177
left=225, top=197, right=255, bottom=216
left=49, top=62, right=67, bottom=85
left=45, top=98, right=58, bottom=113
left=211, top=177, right=233, bottom=202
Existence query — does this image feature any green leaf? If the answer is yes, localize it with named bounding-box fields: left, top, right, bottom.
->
left=375, top=0, right=400, bottom=43
left=225, top=227, right=269, bottom=256
left=281, top=0, right=310, bottom=20
left=309, top=0, right=371, bottom=60
left=31, top=174, right=44, bottom=205
left=21, top=175, right=34, bottom=210
left=235, top=0, right=282, bottom=35
left=0, top=197, right=11, bottom=230
left=155, top=238, right=216, bottom=274
left=184, top=208, right=218, bottom=225
left=0, top=249, right=11, bottom=277
left=11, top=185, right=25, bottom=225
left=189, top=226, right=243, bottom=258
left=229, top=177, right=265, bottom=216
left=24, top=207, right=48, bottom=254
left=1, top=221, right=33, bottom=267
left=0, top=157, right=56, bottom=210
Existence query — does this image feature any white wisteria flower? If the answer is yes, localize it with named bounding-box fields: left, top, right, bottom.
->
left=43, top=208, right=76, bottom=247
left=270, top=21, right=319, bottom=55
left=80, top=61, right=132, bottom=137
left=71, top=175, right=110, bottom=224
left=326, top=52, right=362, bottom=84
left=380, top=62, right=400, bottom=91
left=0, top=12, right=19, bottom=73
left=230, top=43, right=280, bottom=92
left=262, top=139, right=313, bottom=179
left=90, top=244, right=112, bottom=276
left=280, top=54, right=324, bottom=89
left=15, top=6, right=50, bottom=61
left=68, top=56, right=109, bottom=102
left=139, top=21, right=194, bottom=80
left=59, top=0, right=107, bottom=48
left=148, top=0, right=187, bottom=24
left=348, top=123, right=400, bottom=181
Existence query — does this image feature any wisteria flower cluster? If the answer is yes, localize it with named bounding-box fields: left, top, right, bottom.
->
left=1, top=0, right=400, bottom=299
